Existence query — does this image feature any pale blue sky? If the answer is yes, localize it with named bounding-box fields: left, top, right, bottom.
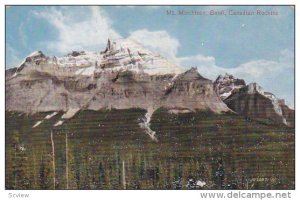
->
left=5, top=6, right=295, bottom=106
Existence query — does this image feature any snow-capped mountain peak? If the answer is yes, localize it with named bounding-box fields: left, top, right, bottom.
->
left=214, top=73, right=246, bottom=100
left=97, top=38, right=182, bottom=75
left=13, top=38, right=183, bottom=77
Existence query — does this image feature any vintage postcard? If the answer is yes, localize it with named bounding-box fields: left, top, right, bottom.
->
left=5, top=5, right=295, bottom=192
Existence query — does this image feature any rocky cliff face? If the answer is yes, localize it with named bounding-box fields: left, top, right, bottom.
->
left=6, top=39, right=294, bottom=129
left=279, top=100, right=295, bottom=127
left=6, top=68, right=229, bottom=114
left=214, top=73, right=246, bottom=100
left=214, top=74, right=294, bottom=127
left=6, top=39, right=230, bottom=132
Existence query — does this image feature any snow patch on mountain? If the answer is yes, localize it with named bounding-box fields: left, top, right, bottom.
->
left=13, top=51, right=47, bottom=77
left=61, top=108, right=80, bottom=119
left=247, top=83, right=265, bottom=95
left=245, top=83, right=284, bottom=119
left=45, top=112, right=58, bottom=119
left=214, top=73, right=246, bottom=100
left=54, top=120, right=64, bottom=127
left=28, top=51, right=43, bottom=57
left=56, top=51, right=102, bottom=68
left=75, top=66, right=96, bottom=76
left=97, top=38, right=183, bottom=75
left=139, top=108, right=158, bottom=141
left=215, top=73, right=293, bottom=126
left=12, top=38, right=183, bottom=78
left=32, top=120, right=43, bottom=128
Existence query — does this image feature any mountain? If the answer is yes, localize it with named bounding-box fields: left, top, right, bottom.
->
left=279, top=99, right=295, bottom=127
left=214, top=74, right=294, bottom=127
left=5, top=38, right=295, bottom=190
left=214, top=73, right=246, bottom=100
left=6, top=38, right=294, bottom=131
left=6, top=38, right=230, bottom=139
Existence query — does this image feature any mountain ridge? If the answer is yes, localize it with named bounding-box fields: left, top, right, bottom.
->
left=214, top=74, right=294, bottom=127
left=6, top=38, right=294, bottom=131
left=6, top=39, right=233, bottom=140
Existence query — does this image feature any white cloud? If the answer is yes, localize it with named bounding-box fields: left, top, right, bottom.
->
left=127, top=29, right=293, bottom=94
left=30, top=7, right=294, bottom=106
left=177, top=49, right=293, bottom=80
left=128, top=29, right=179, bottom=62
left=176, top=54, right=225, bottom=79
left=127, top=29, right=294, bottom=106
left=177, top=49, right=294, bottom=107
left=33, top=7, right=179, bottom=60
left=6, top=44, right=22, bottom=68
left=33, top=6, right=120, bottom=54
